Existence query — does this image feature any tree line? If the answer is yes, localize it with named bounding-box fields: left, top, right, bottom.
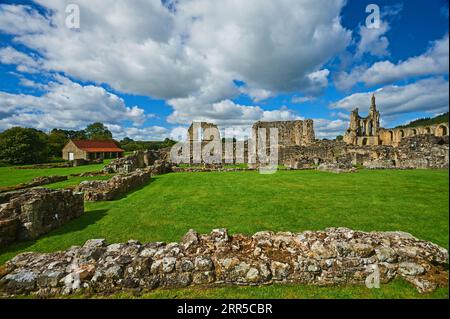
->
left=0, top=122, right=175, bottom=165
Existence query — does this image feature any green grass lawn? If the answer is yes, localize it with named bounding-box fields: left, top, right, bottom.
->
left=0, top=162, right=109, bottom=188
left=0, top=169, right=448, bottom=298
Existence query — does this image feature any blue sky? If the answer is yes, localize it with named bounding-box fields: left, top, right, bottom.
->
left=0, top=0, right=448, bottom=140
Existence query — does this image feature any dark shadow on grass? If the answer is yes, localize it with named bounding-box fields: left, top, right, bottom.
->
left=0, top=209, right=108, bottom=259
left=113, top=178, right=155, bottom=200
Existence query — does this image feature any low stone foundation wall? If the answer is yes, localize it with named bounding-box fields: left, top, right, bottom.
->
left=0, top=228, right=447, bottom=297
left=0, top=188, right=84, bottom=248
left=75, top=170, right=151, bottom=201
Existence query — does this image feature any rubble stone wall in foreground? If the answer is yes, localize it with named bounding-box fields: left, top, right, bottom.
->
left=0, top=188, right=84, bottom=248
left=0, top=228, right=447, bottom=297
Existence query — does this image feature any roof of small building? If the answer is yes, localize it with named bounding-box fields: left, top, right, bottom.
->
left=70, top=140, right=125, bottom=153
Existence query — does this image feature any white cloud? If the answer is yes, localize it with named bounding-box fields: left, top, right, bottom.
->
left=336, top=34, right=449, bottom=90
left=0, top=4, right=49, bottom=35
left=0, top=76, right=152, bottom=132
left=292, top=96, right=316, bottom=104
left=331, top=77, right=449, bottom=124
left=0, top=0, right=351, bottom=126
left=313, top=118, right=348, bottom=139
left=107, top=124, right=169, bottom=141
left=356, top=21, right=390, bottom=58
left=0, top=46, right=43, bottom=73
left=239, top=87, right=273, bottom=103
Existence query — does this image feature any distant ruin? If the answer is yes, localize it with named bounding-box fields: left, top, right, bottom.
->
left=344, top=95, right=449, bottom=146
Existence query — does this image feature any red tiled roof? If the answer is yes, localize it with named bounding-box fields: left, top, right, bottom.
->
left=71, top=140, right=124, bottom=153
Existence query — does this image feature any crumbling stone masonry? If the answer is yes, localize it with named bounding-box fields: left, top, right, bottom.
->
left=103, top=150, right=162, bottom=174
left=75, top=170, right=151, bottom=201
left=0, top=228, right=447, bottom=297
left=0, top=188, right=84, bottom=248
left=281, top=135, right=449, bottom=170
left=344, top=95, right=449, bottom=146
left=253, top=120, right=315, bottom=147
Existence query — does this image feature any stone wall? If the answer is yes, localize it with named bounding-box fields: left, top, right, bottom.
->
left=103, top=150, right=164, bottom=174
left=0, top=228, right=447, bottom=297
left=252, top=120, right=315, bottom=147
left=75, top=170, right=151, bottom=202
left=281, top=135, right=449, bottom=170
left=395, top=135, right=449, bottom=169
left=0, top=188, right=84, bottom=248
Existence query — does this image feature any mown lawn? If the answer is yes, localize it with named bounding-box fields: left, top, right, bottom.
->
left=0, top=168, right=448, bottom=298
left=0, top=162, right=108, bottom=188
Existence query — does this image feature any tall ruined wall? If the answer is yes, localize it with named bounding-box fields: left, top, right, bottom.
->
left=0, top=228, right=447, bottom=297
left=0, top=188, right=84, bottom=248
left=187, top=122, right=220, bottom=142
left=252, top=120, right=315, bottom=147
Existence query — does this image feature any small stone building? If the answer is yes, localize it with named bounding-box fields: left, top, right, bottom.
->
left=62, top=140, right=125, bottom=161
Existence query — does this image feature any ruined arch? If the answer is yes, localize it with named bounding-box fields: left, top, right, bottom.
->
left=389, top=131, right=394, bottom=141
left=436, top=125, right=448, bottom=136
left=362, top=138, right=368, bottom=146
left=425, top=127, right=431, bottom=134
left=399, top=130, right=405, bottom=138
left=411, top=129, right=417, bottom=136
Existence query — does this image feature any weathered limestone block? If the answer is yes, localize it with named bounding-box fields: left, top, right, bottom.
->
left=0, top=188, right=84, bottom=248
left=103, top=150, right=163, bottom=174
left=0, top=228, right=447, bottom=297
left=75, top=170, right=151, bottom=201
left=395, top=135, right=449, bottom=169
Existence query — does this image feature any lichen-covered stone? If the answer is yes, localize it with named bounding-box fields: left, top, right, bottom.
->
left=0, top=188, right=84, bottom=248
left=0, top=228, right=447, bottom=297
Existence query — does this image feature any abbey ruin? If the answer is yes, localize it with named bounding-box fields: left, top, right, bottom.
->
left=344, top=95, right=449, bottom=146
left=172, top=96, right=448, bottom=170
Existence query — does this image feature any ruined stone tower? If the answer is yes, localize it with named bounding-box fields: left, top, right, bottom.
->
left=344, top=94, right=381, bottom=146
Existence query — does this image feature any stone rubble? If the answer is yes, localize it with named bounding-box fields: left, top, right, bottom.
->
left=0, top=188, right=84, bottom=248
left=0, top=228, right=447, bottom=297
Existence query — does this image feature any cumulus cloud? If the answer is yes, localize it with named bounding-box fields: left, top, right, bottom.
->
left=331, top=77, right=449, bottom=121
left=0, top=76, right=152, bottom=133
left=107, top=124, right=169, bottom=141
left=0, top=46, right=43, bottom=73
left=356, top=21, right=390, bottom=58
left=313, top=118, right=348, bottom=139
left=336, top=34, right=449, bottom=90
left=0, top=0, right=351, bottom=126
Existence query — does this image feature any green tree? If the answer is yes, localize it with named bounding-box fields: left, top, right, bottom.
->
left=0, top=127, right=50, bottom=165
left=85, top=122, right=113, bottom=140
left=47, top=129, right=70, bottom=158
left=336, top=135, right=344, bottom=141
